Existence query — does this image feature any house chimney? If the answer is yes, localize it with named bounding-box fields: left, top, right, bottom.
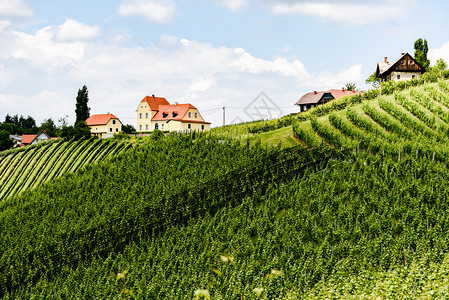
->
left=175, top=102, right=178, bottom=105
left=342, top=88, right=345, bottom=92
left=152, top=94, right=155, bottom=99
left=384, top=57, right=388, bottom=63
left=402, top=53, right=406, bottom=55
left=314, top=91, right=317, bottom=95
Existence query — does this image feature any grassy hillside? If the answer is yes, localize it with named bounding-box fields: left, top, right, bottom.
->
left=0, top=137, right=132, bottom=201
left=3, top=79, right=449, bottom=298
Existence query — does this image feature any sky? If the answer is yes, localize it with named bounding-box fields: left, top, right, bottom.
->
left=0, top=0, right=449, bottom=127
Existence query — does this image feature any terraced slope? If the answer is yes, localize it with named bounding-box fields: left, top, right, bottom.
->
left=293, top=80, right=449, bottom=159
left=0, top=138, right=132, bottom=200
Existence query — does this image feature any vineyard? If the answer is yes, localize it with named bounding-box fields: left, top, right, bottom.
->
left=293, top=80, right=449, bottom=159
left=0, top=138, right=132, bottom=200
left=3, top=79, right=449, bottom=298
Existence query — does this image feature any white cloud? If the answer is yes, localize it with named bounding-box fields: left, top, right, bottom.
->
left=211, top=0, right=249, bottom=11
left=0, top=20, right=11, bottom=30
left=270, top=0, right=406, bottom=25
left=231, top=48, right=311, bottom=80
left=0, top=24, right=364, bottom=126
left=54, top=19, right=101, bottom=42
left=118, top=0, right=176, bottom=24
left=0, top=0, right=33, bottom=17
left=11, top=26, right=85, bottom=70
left=428, top=41, right=449, bottom=66
left=300, top=64, right=362, bottom=89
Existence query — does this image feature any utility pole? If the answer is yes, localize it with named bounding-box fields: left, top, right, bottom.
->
left=222, top=107, right=226, bottom=126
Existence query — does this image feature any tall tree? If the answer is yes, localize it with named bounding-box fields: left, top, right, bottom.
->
left=75, top=85, right=90, bottom=123
left=414, top=38, right=430, bottom=69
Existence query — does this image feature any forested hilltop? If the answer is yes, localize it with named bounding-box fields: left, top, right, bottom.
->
left=2, top=79, right=449, bottom=298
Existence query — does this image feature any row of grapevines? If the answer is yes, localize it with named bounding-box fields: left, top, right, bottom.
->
left=310, top=117, right=355, bottom=149
left=394, top=93, right=438, bottom=131
left=362, top=103, right=413, bottom=139
left=292, top=122, right=322, bottom=148
left=410, top=89, right=449, bottom=125
left=378, top=97, right=436, bottom=140
left=346, top=107, right=392, bottom=140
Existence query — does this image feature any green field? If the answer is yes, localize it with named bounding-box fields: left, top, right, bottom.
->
left=2, top=79, right=449, bottom=298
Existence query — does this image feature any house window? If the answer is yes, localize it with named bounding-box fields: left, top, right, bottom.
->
left=401, top=60, right=405, bottom=65
left=410, top=61, right=415, bottom=65
left=110, top=128, right=112, bottom=132
left=113, top=120, right=116, bottom=125
left=155, top=123, right=159, bottom=130
left=188, top=124, right=191, bottom=129
left=116, top=128, right=119, bottom=132
left=397, top=75, right=401, bottom=80
left=139, top=113, right=142, bottom=119
left=188, top=112, right=191, bottom=118
left=201, top=125, right=204, bottom=130
left=96, top=128, right=98, bottom=131
left=194, top=112, right=197, bottom=118
left=412, top=75, right=416, bottom=79
left=161, top=124, right=165, bottom=130
left=145, top=124, right=148, bottom=130
left=139, top=125, right=142, bottom=130
left=145, top=113, right=148, bottom=118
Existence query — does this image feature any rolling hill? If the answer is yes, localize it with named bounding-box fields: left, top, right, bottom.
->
left=2, top=78, right=449, bottom=298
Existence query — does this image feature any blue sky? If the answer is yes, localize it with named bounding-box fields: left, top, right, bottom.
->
left=1, top=0, right=449, bottom=127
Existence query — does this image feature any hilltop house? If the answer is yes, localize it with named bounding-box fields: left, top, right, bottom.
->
left=295, top=89, right=359, bottom=112
left=136, top=95, right=211, bottom=132
left=86, top=114, right=122, bottom=139
left=376, top=53, right=425, bottom=82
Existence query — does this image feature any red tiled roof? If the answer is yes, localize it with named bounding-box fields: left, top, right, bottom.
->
left=295, top=89, right=359, bottom=105
left=152, top=104, right=197, bottom=121
left=86, top=114, right=119, bottom=126
left=21, top=134, right=37, bottom=144
left=141, top=96, right=170, bottom=111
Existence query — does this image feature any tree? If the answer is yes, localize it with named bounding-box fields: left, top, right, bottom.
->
left=75, top=85, right=90, bottom=123
left=365, top=71, right=381, bottom=88
left=435, top=58, right=448, bottom=71
left=122, top=124, right=136, bottom=134
left=0, top=130, right=13, bottom=151
left=73, top=121, right=91, bottom=140
left=414, top=38, right=430, bottom=69
left=39, top=118, right=57, bottom=137
left=345, top=83, right=356, bottom=91
left=4, top=114, right=13, bottom=124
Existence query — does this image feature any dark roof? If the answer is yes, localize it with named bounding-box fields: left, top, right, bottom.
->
left=295, top=89, right=359, bottom=106
left=376, top=53, right=425, bottom=77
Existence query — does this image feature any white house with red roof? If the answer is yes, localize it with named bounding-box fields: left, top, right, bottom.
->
left=85, top=113, right=122, bottom=139
left=20, top=130, right=57, bottom=146
left=136, top=95, right=211, bottom=132
left=295, top=89, right=360, bottom=112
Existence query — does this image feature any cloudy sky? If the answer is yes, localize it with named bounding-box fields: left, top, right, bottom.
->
left=0, top=0, right=448, bottom=127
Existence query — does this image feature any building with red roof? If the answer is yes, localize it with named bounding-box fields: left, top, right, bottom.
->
left=295, top=89, right=360, bottom=112
left=85, top=113, right=122, bottom=139
left=21, top=130, right=56, bottom=146
left=136, top=95, right=211, bottom=132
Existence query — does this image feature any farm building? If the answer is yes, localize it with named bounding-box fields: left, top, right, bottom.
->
left=136, top=95, right=211, bottom=132
left=20, top=130, right=57, bottom=146
left=295, top=89, right=359, bottom=112
left=86, top=113, right=122, bottom=139
left=376, top=53, right=425, bottom=82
